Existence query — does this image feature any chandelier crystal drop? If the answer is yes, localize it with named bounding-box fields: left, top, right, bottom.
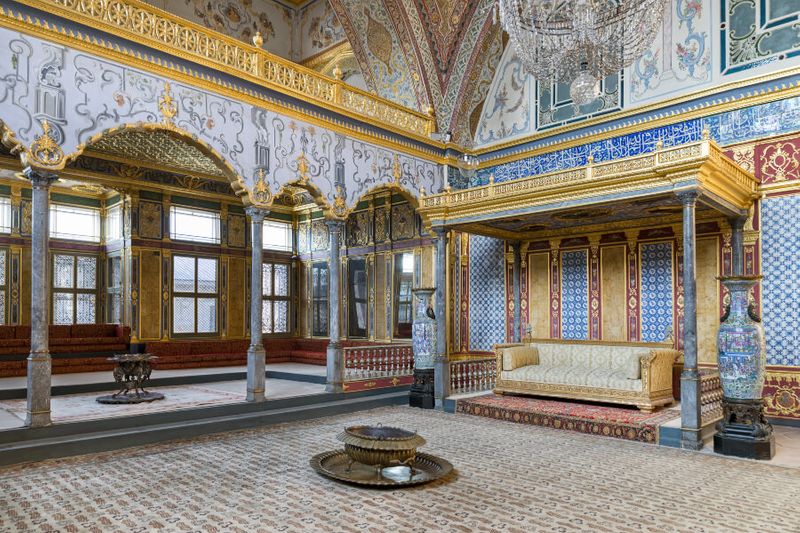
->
left=496, top=0, right=667, bottom=104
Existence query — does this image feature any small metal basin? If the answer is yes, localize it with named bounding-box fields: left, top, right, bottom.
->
left=337, top=425, right=426, bottom=469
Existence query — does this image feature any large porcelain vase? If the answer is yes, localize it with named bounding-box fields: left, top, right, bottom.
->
left=716, top=277, right=766, bottom=401
left=411, top=288, right=436, bottom=370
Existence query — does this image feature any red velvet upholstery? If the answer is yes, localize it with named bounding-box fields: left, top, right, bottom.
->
left=0, top=324, right=131, bottom=377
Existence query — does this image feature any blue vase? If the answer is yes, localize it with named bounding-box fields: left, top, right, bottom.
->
left=716, top=277, right=766, bottom=401
left=411, top=288, right=436, bottom=370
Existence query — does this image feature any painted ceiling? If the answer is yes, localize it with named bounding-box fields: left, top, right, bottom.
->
left=329, top=0, right=503, bottom=144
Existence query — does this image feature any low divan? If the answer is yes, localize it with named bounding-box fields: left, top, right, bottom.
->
left=494, top=339, right=680, bottom=411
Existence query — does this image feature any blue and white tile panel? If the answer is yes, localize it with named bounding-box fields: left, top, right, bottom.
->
left=761, top=195, right=800, bottom=366
left=468, top=236, right=507, bottom=352
left=560, top=250, right=589, bottom=341
left=640, top=242, right=674, bottom=343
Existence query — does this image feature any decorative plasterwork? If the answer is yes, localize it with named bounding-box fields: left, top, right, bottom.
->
left=84, top=130, right=229, bottom=179
left=0, top=24, right=442, bottom=212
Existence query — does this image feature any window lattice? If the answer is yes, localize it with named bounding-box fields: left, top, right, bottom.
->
left=52, top=254, right=97, bottom=325
left=172, top=255, right=218, bottom=335
left=262, top=261, right=291, bottom=335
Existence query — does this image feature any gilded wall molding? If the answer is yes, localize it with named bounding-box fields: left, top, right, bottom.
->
left=10, top=0, right=435, bottom=142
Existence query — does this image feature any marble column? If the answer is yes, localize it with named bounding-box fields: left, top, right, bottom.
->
left=246, top=207, right=267, bottom=402
left=25, top=169, right=57, bottom=427
left=433, top=227, right=450, bottom=407
left=326, top=220, right=344, bottom=393
left=679, top=191, right=702, bottom=450
left=730, top=215, right=746, bottom=277
left=511, top=241, right=522, bottom=343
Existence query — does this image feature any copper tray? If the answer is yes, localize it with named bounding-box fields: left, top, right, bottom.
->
left=310, top=450, right=453, bottom=487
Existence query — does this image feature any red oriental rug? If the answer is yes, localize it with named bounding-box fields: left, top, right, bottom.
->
left=456, top=394, right=679, bottom=444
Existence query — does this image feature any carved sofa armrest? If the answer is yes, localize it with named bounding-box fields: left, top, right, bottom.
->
left=641, top=349, right=680, bottom=393
left=494, top=343, right=539, bottom=372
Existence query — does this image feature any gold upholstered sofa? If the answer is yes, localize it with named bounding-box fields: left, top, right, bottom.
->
left=493, top=339, right=680, bottom=412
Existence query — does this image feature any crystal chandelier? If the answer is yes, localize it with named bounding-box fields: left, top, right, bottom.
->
left=496, top=0, right=666, bottom=105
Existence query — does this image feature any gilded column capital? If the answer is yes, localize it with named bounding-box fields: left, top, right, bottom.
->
left=245, top=206, right=269, bottom=223
left=676, top=190, right=699, bottom=205
left=22, top=167, right=58, bottom=188
left=324, top=218, right=344, bottom=233
left=588, top=234, right=601, bottom=255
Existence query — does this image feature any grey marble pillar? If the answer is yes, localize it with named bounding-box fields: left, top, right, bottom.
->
left=511, top=241, right=522, bottom=343
left=25, top=169, right=57, bottom=427
left=730, top=216, right=746, bottom=276
left=679, top=191, right=702, bottom=450
left=246, top=207, right=267, bottom=402
left=326, top=220, right=344, bottom=393
left=432, top=227, right=450, bottom=407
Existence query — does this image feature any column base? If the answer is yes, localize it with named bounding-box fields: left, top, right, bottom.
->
left=246, top=345, right=266, bottom=402
left=409, top=368, right=435, bottom=409
left=326, top=343, right=343, bottom=394
left=714, top=399, right=775, bottom=460
left=26, top=352, right=52, bottom=428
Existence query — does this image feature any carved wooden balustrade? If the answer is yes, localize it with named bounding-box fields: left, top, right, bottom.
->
left=449, top=357, right=497, bottom=396
left=343, top=344, right=414, bottom=382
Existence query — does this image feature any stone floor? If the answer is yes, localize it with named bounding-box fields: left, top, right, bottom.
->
left=0, top=363, right=327, bottom=390
left=0, top=378, right=325, bottom=429
left=1, top=406, right=798, bottom=532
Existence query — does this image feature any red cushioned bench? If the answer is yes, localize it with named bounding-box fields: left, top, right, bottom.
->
left=0, top=324, right=131, bottom=377
left=144, top=338, right=379, bottom=370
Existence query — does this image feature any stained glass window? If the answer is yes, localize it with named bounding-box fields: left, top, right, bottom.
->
left=106, top=255, right=122, bottom=324
left=50, top=204, right=101, bottom=242
left=0, top=198, right=12, bottom=234
left=169, top=206, right=220, bottom=244
left=172, top=255, right=218, bottom=335
left=262, top=261, right=290, bottom=334
left=0, top=249, right=7, bottom=324
left=348, top=259, right=367, bottom=338
left=312, top=262, right=328, bottom=337
left=52, top=254, right=97, bottom=324
left=263, top=220, right=292, bottom=251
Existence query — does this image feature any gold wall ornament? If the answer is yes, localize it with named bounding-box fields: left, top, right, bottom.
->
left=159, top=82, right=177, bottom=124
left=252, top=31, right=263, bottom=49
left=331, top=185, right=349, bottom=219
left=25, top=120, right=65, bottom=170
left=296, top=153, right=310, bottom=185
left=252, top=168, right=273, bottom=205
left=392, top=154, right=402, bottom=186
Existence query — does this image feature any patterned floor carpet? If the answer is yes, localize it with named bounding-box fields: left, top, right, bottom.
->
left=1, top=406, right=798, bottom=532
left=457, top=394, right=679, bottom=443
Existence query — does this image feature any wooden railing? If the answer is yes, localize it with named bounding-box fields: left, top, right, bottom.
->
left=343, top=344, right=414, bottom=381
left=449, top=357, right=497, bottom=396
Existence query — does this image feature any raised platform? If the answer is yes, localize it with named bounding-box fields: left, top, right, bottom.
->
left=455, top=394, right=680, bottom=444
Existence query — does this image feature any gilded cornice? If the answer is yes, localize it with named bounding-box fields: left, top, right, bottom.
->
left=0, top=5, right=446, bottom=163
left=419, top=140, right=758, bottom=229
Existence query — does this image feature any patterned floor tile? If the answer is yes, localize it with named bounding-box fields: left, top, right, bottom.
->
left=1, top=407, right=798, bottom=532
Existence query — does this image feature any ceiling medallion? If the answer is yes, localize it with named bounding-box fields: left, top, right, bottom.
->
left=496, top=0, right=666, bottom=105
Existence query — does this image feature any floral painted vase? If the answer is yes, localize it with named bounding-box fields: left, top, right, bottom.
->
left=716, top=277, right=766, bottom=401
left=411, top=288, right=436, bottom=370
